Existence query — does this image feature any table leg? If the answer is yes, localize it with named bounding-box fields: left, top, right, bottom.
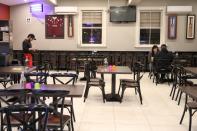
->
left=105, top=74, right=120, bottom=102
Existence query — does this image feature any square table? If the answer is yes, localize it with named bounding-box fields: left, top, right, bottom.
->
left=97, top=66, right=132, bottom=102
left=0, top=66, right=36, bottom=83
left=7, top=84, right=85, bottom=98
left=0, top=66, right=36, bottom=74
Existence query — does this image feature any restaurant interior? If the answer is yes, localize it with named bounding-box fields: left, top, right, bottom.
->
left=0, top=0, right=197, bottom=131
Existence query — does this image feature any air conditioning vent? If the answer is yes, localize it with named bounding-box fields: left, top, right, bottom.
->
left=54, top=6, right=78, bottom=15
left=166, top=6, right=192, bottom=14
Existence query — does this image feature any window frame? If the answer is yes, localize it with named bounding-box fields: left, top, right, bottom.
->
left=78, top=7, right=107, bottom=48
left=135, top=6, right=166, bottom=48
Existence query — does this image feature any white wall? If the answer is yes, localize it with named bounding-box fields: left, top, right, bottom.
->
left=10, top=0, right=197, bottom=51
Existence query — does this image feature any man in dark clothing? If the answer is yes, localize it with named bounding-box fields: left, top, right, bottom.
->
left=22, top=34, right=36, bottom=53
left=154, top=44, right=174, bottom=82
left=22, top=34, right=36, bottom=67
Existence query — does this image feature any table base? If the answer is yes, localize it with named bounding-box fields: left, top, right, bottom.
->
left=80, top=77, right=87, bottom=81
left=105, top=94, right=121, bottom=102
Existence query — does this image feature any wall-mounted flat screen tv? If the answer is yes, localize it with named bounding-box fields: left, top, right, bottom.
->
left=110, top=6, right=136, bottom=22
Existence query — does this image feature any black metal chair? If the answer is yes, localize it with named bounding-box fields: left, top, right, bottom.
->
left=0, top=89, right=31, bottom=131
left=118, top=62, right=144, bottom=104
left=32, top=90, right=72, bottom=131
left=0, top=74, right=13, bottom=88
left=180, top=94, right=197, bottom=131
left=83, top=62, right=106, bottom=103
left=2, top=104, right=51, bottom=131
left=50, top=72, right=78, bottom=123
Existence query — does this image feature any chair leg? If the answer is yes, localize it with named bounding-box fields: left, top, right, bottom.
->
left=188, top=108, right=192, bottom=131
left=175, top=89, right=180, bottom=101
left=120, top=87, right=126, bottom=103
left=101, top=85, right=105, bottom=103
left=170, top=84, right=174, bottom=97
left=137, top=86, right=143, bottom=105
left=71, top=98, right=76, bottom=122
left=84, top=85, right=90, bottom=102
left=180, top=106, right=187, bottom=124
left=71, top=118, right=74, bottom=131
left=180, top=94, right=188, bottom=124
left=135, top=88, right=137, bottom=95
left=172, top=85, right=177, bottom=100
left=178, top=91, right=183, bottom=105
left=118, top=82, right=122, bottom=95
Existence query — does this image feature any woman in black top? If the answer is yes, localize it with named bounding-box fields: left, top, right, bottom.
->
left=148, top=45, right=159, bottom=77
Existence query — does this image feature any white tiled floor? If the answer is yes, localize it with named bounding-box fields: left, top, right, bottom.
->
left=1, top=72, right=197, bottom=131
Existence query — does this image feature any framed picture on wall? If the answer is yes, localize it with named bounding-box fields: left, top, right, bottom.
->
left=45, top=15, right=64, bottom=39
left=186, top=15, right=195, bottom=39
left=168, top=15, right=177, bottom=39
left=68, top=15, right=74, bottom=37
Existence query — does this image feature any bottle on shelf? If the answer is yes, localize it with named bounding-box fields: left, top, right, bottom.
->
left=103, top=58, right=108, bottom=68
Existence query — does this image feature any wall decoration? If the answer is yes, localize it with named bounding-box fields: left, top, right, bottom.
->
left=168, top=15, right=177, bottom=39
left=186, top=15, right=195, bottom=39
left=68, top=15, right=74, bottom=37
left=45, top=15, right=64, bottom=39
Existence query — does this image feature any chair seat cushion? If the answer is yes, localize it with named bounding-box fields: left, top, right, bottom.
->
left=89, top=81, right=104, bottom=86
left=47, top=114, right=70, bottom=126
left=187, top=102, right=197, bottom=109
left=120, top=79, right=136, bottom=83
left=122, top=82, right=139, bottom=87
left=3, top=113, right=32, bottom=125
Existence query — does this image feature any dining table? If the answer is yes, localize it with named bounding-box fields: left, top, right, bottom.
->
left=97, top=66, right=132, bottom=102
left=0, top=66, right=36, bottom=83
left=7, top=84, right=85, bottom=98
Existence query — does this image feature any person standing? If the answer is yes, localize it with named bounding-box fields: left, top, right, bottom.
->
left=148, top=45, right=159, bottom=77
left=22, top=34, right=36, bottom=67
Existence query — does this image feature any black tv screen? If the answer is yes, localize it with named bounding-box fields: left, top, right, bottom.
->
left=110, top=6, right=136, bottom=22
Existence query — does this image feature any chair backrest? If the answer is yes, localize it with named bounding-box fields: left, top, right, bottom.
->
left=32, top=89, right=70, bottom=129
left=0, top=89, right=30, bottom=106
left=133, top=62, right=144, bottom=82
left=173, top=58, right=190, bottom=67
left=154, top=58, right=172, bottom=71
left=84, top=62, right=91, bottom=82
left=36, top=62, right=51, bottom=74
left=2, top=104, right=51, bottom=131
left=25, top=72, right=49, bottom=84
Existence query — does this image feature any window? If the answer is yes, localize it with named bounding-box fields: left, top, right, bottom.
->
left=136, top=7, right=165, bottom=47
left=78, top=8, right=106, bottom=47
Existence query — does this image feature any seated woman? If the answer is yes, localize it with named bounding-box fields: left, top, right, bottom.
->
left=148, top=45, right=159, bottom=77
left=154, top=44, right=174, bottom=83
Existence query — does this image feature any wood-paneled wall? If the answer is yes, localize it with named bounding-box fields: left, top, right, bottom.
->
left=13, top=50, right=197, bottom=71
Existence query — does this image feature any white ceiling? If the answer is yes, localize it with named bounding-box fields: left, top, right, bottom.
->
left=0, top=0, right=44, bottom=6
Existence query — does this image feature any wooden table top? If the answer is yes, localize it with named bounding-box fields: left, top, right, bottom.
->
left=97, top=66, right=132, bottom=74
left=0, top=66, right=36, bottom=74
left=184, top=67, right=197, bottom=74
left=7, top=84, right=85, bottom=97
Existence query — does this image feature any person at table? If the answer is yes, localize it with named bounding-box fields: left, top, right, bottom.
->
left=148, top=45, right=159, bottom=74
left=154, top=44, right=174, bottom=82
left=22, top=34, right=36, bottom=67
